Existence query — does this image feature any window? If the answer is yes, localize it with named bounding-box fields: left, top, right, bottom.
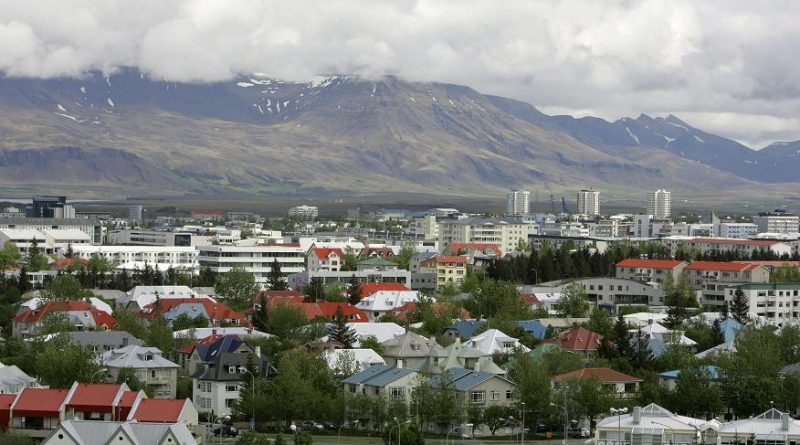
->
left=470, top=391, right=486, bottom=404
left=225, top=398, right=237, bottom=408
left=390, top=387, right=406, bottom=399
left=491, top=391, right=500, bottom=400
left=228, top=366, right=237, bottom=374
left=226, top=385, right=238, bottom=392
left=506, top=390, right=513, bottom=399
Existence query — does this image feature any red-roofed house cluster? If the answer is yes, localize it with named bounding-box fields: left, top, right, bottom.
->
left=12, top=300, right=117, bottom=340
left=251, top=290, right=368, bottom=322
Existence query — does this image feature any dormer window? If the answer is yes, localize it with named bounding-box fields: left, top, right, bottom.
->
left=144, top=353, right=154, bottom=361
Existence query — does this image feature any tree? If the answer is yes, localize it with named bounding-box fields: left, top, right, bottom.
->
left=465, top=279, right=531, bottom=320
left=556, top=283, right=589, bottom=318
left=346, top=276, right=362, bottom=305
left=303, top=277, right=325, bottom=303
left=252, top=294, right=269, bottom=332
left=0, top=241, right=21, bottom=273
left=669, top=362, right=722, bottom=418
left=215, top=267, right=259, bottom=311
left=27, top=238, right=49, bottom=272
left=414, top=373, right=461, bottom=433
left=36, top=313, right=76, bottom=336
left=113, top=307, right=147, bottom=339
left=267, top=259, right=288, bottom=290
left=196, top=266, right=216, bottom=287
left=0, top=433, right=35, bottom=445
left=568, top=377, right=617, bottom=433
left=34, top=337, right=104, bottom=388
left=341, top=248, right=358, bottom=271
left=266, top=304, right=308, bottom=339
left=585, top=309, right=614, bottom=339
left=481, top=405, right=515, bottom=436
left=361, top=335, right=385, bottom=355
left=729, top=288, right=749, bottom=324
left=507, top=352, right=552, bottom=432
left=172, top=313, right=209, bottom=331
left=65, top=243, right=74, bottom=258
left=611, top=314, right=630, bottom=358
left=39, top=275, right=94, bottom=301
left=328, top=306, right=357, bottom=348
left=115, top=367, right=150, bottom=395
left=145, top=315, right=175, bottom=358
left=769, top=265, right=800, bottom=283
left=390, top=243, right=416, bottom=270
left=628, top=327, right=654, bottom=370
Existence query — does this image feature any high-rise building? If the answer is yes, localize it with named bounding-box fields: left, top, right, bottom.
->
left=506, top=190, right=530, bottom=215
left=128, top=205, right=143, bottom=222
left=647, top=189, right=672, bottom=220
left=576, top=189, right=600, bottom=216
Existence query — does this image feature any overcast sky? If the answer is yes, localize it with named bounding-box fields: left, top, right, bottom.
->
left=1, top=0, right=798, bottom=147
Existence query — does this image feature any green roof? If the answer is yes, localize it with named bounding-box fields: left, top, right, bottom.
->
left=357, top=257, right=397, bottom=267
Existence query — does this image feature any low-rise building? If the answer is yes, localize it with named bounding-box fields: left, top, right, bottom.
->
left=554, top=367, right=642, bottom=397
left=542, top=326, right=604, bottom=355
left=682, top=261, right=769, bottom=309
left=382, top=331, right=441, bottom=370
left=12, top=301, right=117, bottom=340
left=594, top=404, right=709, bottom=445
left=430, top=367, right=516, bottom=409
left=307, top=247, right=345, bottom=272
left=419, top=255, right=467, bottom=289
left=198, top=243, right=306, bottom=287
left=343, top=365, right=420, bottom=411
left=728, top=283, right=800, bottom=325
left=101, top=346, right=180, bottom=398
left=356, top=290, right=425, bottom=322
left=466, top=329, right=530, bottom=355
left=43, top=420, right=198, bottom=445
left=323, top=349, right=386, bottom=373
left=615, top=259, right=688, bottom=285
left=715, top=408, right=800, bottom=443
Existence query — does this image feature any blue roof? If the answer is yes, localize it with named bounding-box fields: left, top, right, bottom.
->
left=429, top=367, right=510, bottom=391
left=659, top=365, right=720, bottom=380
left=363, top=367, right=417, bottom=387
left=197, top=335, right=243, bottom=362
left=343, top=364, right=391, bottom=385
left=445, top=320, right=482, bottom=339
left=516, top=320, right=547, bottom=339
left=719, top=318, right=743, bottom=343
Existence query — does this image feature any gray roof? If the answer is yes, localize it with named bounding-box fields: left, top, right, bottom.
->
left=67, top=331, right=143, bottom=349
left=342, top=365, right=416, bottom=387
left=193, top=351, right=275, bottom=381
left=343, top=364, right=391, bottom=385
left=90, top=289, right=127, bottom=301
left=383, top=331, right=440, bottom=358
left=102, top=345, right=180, bottom=369
left=780, top=363, right=800, bottom=375
left=0, top=365, right=37, bottom=388
left=430, top=367, right=513, bottom=391
left=55, top=420, right=197, bottom=445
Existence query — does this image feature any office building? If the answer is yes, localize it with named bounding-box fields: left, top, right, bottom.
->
left=288, top=205, right=319, bottom=219
left=128, top=205, right=143, bottom=222
left=753, top=212, right=800, bottom=234
left=647, top=189, right=671, bottom=220
left=506, top=190, right=530, bottom=215
left=27, top=196, right=74, bottom=218
left=576, top=189, right=600, bottom=216
left=438, top=218, right=529, bottom=254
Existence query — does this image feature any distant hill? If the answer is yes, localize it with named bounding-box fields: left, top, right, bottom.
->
left=0, top=69, right=795, bottom=198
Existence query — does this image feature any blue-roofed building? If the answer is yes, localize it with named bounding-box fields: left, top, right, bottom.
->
left=516, top=320, right=548, bottom=339
left=718, top=318, right=743, bottom=343
left=343, top=365, right=420, bottom=404
left=443, top=319, right=482, bottom=340
left=658, top=365, right=720, bottom=391
left=430, top=367, right=516, bottom=410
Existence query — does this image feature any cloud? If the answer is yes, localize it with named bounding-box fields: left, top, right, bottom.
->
left=0, top=0, right=799, bottom=145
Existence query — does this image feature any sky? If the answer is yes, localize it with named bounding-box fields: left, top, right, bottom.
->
left=0, top=0, right=798, bottom=147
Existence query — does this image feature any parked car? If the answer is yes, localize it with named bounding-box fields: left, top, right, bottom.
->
left=302, top=421, right=325, bottom=431
left=568, top=428, right=590, bottom=438
left=535, top=424, right=549, bottom=433
left=212, top=425, right=239, bottom=437
left=323, top=422, right=337, bottom=430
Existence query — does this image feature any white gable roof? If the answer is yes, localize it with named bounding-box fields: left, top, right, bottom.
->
left=466, top=329, right=530, bottom=354
left=356, top=291, right=424, bottom=312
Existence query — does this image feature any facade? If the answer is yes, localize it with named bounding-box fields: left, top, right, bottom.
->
left=533, top=277, right=666, bottom=311
left=101, top=346, right=180, bottom=398
left=438, top=218, right=528, bottom=254
left=288, top=268, right=411, bottom=290
left=554, top=367, right=642, bottom=397
left=615, top=259, right=688, bottom=285
left=343, top=365, right=420, bottom=416
left=431, top=367, right=516, bottom=410
left=576, top=189, right=600, bottom=216
left=0, top=228, right=91, bottom=255
left=43, top=420, right=197, bottom=445
left=307, top=247, right=345, bottom=272
left=506, top=190, right=530, bottom=216
left=682, top=261, right=770, bottom=309
left=594, top=404, right=709, bottom=445
left=647, top=189, right=672, bottom=220
left=106, top=229, right=203, bottom=247
left=418, top=255, right=467, bottom=289
left=0, top=218, right=101, bottom=245
left=288, top=205, right=319, bottom=219
left=71, top=245, right=198, bottom=270
left=753, top=212, right=800, bottom=234
left=382, top=331, right=441, bottom=369
left=728, top=283, right=800, bottom=325
left=718, top=223, right=759, bottom=239
left=411, top=215, right=439, bottom=240
left=197, top=244, right=306, bottom=286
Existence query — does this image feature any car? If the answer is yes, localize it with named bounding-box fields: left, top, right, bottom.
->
left=212, top=425, right=239, bottom=437
left=535, top=424, right=549, bottom=433
left=568, top=428, right=590, bottom=438
left=323, top=422, right=337, bottom=430
left=302, top=421, right=324, bottom=431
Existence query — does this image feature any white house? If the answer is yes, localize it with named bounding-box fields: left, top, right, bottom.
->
left=466, top=329, right=530, bottom=355
left=356, top=291, right=427, bottom=322
left=323, top=349, right=386, bottom=373
left=307, top=247, right=346, bottom=272
left=346, top=322, right=407, bottom=346
left=122, top=286, right=214, bottom=310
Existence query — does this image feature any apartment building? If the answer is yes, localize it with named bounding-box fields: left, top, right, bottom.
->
left=107, top=229, right=209, bottom=247
left=728, top=283, right=800, bottom=325
left=197, top=244, right=306, bottom=286
left=615, top=259, right=688, bottom=285
left=660, top=237, right=794, bottom=258
left=410, top=215, right=439, bottom=240
left=288, top=205, right=319, bottom=219
left=576, top=189, right=600, bottom=216
left=418, top=255, right=467, bottom=289
left=71, top=245, right=198, bottom=271
left=0, top=228, right=91, bottom=255
left=647, top=189, right=671, bottom=219
left=506, top=190, right=530, bottom=216
left=682, top=261, right=769, bottom=309
left=438, top=218, right=528, bottom=254
left=753, top=212, right=800, bottom=234
left=717, top=222, right=759, bottom=239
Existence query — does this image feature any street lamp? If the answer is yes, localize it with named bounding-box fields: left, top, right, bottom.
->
left=609, top=407, right=628, bottom=445
left=339, top=420, right=359, bottom=445
left=238, top=366, right=256, bottom=431
left=389, top=418, right=412, bottom=445
left=446, top=423, right=474, bottom=445
left=90, top=368, right=108, bottom=383
left=520, top=402, right=526, bottom=445
left=290, top=423, right=299, bottom=444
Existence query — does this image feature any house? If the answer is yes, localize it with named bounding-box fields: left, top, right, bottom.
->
left=343, top=365, right=420, bottom=409
left=423, top=338, right=505, bottom=375
left=542, top=326, right=603, bottom=354
left=64, top=331, right=143, bottom=353
left=192, top=339, right=276, bottom=417
left=553, top=367, right=642, bottom=397
left=389, top=301, right=469, bottom=323
left=64, top=383, right=131, bottom=421
left=516, top=320, right=548, bottom=340
left=323, top=349, right=386, bottom=373
left=694, top=341, right=736, bottom=359
left=466, top=329, right=530, bottom=355
left=682, top=261, right=769, bottom=309
left=615, top=259, right=688, bottom=285
left=179, top=334, right=254, bottom=377
left=594, top=404, right=711, bottom=445
left=356, top=290, right=426, bottom=322
left=7, top=387, right=70, bottom=436
left=0, top=363, right=40, bottom=394
left=12, top=300, right=117, bottom=340
left=628, top=322, right=696, bottom=358
left=307, top=247, right=345, bottom=272
left=347, top=322, right=406, bottom=346
left=382, top=331, right=441, bottom=370
left=716, top=408, right=800, bottom=444
left=361, top=247, right=397, bottom=259
left=257, top=294, right=368, bottom=323
left=443, top=320, right=483, bottom=340
left=122, top=285, right=213, bottom=310
left=430, top=367, right=516, bottom=409
left=42, top=420, right=198, bottom=445
left=101, top=346, right=180, bottom=398
left=659, top=365, right=720, bottom=391
left=359, top=282, right=411, bottom=298
left=140, top=298, right=250, bottom=328
left=127, top=398, right=198, bottom=425
left=418, top=255, right=468, bottom=289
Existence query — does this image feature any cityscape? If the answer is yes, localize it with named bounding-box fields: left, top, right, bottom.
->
left=1, top=1, right=800, bottom=445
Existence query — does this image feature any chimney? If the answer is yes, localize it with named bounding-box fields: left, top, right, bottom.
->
left=632, top=406, right=642, bottom=425
left=254, top=345, right=261, bottom=358
left=211, top=328, right=217, bottom=336
left=122, top=337, right=128, bottom=347
left=397, top=359, right=403, bottom=369
left=782, top=414, right=790, bottom=431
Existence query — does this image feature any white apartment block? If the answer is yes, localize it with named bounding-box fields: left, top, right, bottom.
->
left=411, top=215, right=439, bottom=240
left=647, top=189, right=671, bottom=220
left=71, top=245, right=199, bottom=270
left=197, top=244, right=306, bottom=286
left=288, top=205, right=319, bottom=219
left=729, top=283, right=800, bottom=325
left=752, top=213, right=800, bottom=234
left=108, top=229, right=212, bottom=247
left=0, top=228, right=92, bottom=255
left=506, top=190, right=530, bottom=216
left=718, top=222, right=758, bottom=239
left=0, top=218, right=102, bottom=245
left=576, top=189, right=600, bottom=216
left=438, top=218, right=528, bottom=254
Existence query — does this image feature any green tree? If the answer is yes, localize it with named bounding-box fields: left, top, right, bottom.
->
left=769, top=265, right=800, bottom=283
left=507, top=352, right=552, bottom=431
left=611, top=314, right=632, bottom=359
left=360, top=335, right=385, bottom=355
left=628, top=327, right=654, bottom=370
left=585, top=308, right=614, bottom=339
left=480, top=405, right=515, bottom=436
left=328, top=306, right=357, bottom=348
left=215, top=267, right=259, bottom=311
left=0, top=433, right=35, bottom=445
left=115, top=367, right=151, bottom=395
left=0, top=241, right=21, bottom=273
left=303, top=277, right=325, bottom=303
left=35, top=313, right=76, bottom=336
left=172, top=313, right=209, bottom=331
left=145, top=315, right=175, bottom=358
left=113, top=307, right=147, bottom=339
left=556, top=282, right=590, bottom=318
left=414, top=373, right=461, bottom=433
left=729, top=288, right=749, bottom=324
left=669, top=362, right=722, bottom=418
left=341, top=248, right=358, bottom=272
left=390, top=243, right=416, bottom=270
left=34, top=338, right=104, bottom=388
left=27, top=238, right=49, bottom=272
left=266, top=304, right=308, bottom=339
left=39, top=275, right=94, bottom=301
left=267, top=259, right=288, bottom=290
left=465, top=279, right=530, bottom=320
left=346, top=276, right=362, bottom=305
left=568, top=377, right=617, bottom=433
left=196, top=266, right=217, bottom=287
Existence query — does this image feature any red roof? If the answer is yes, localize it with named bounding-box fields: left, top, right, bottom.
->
left=129, top=399, right=187, bottom=423
left=361, top=247, right=396, bottom=258
left=447, top=243, right=503, bottom=256
left=179, top=334, right=224, bottom=354
left=616, top=259, right=686, bottom=269
left=311, top=247, right=345, bottom=260
left=543, top=326, right=603, bottom=351
left=359, top=282, right=410, bottom=298
left=0, top=394, right=16, bottom=428
left=53, top=258, right=88, bottom=270
left=391, top=302, right=471, bottom=322
left=521, top=293, right=540, bottom=306
left=317, top=302, right=368, bottom=322
left=116, top=390, right=142, bottom=421
left=733, top=261, right=800, bottom=268
left=553, top=367, right=642, bottom=383
left=142, top=298, right=250, bottom=327
left=684, top=261, right=760, bottom=272
left=12, top=388, right=70, bottom=417
left=66, top=383, right=124, bottom=413
left=692, top=237, right=781, bottom=246
left=13, top=300, right=117, bottom=329
left=421, top=255, right=467, bottom=267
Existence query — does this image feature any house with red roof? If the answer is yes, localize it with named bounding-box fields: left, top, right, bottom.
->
left=52, top=257, right=88, bottom=271
left=444, top=243, right=503, bottom=268
left=65, top=383, right=129, bottom=421
left=615, top=259, right=688, bottom=285
left=682, top=261, right=770, bottom=309
left=553, top=367, right=642, bottom=397
left=390, top=302, right=471, bottom=322
left=8, top=387, right=71, bottom=435
left=128, top=398, right=198, bottom=426
left=140, top=298, right=250, bottom=328
left=419, top=255, right=468, bottom=289
left=542, top=326, right=604, bottom=355
left=360, top=247, right=396, bottom=260
left=308, top=247, right=346, bottom=272
left=12, top=300, right=117, bottom=340
left=359, top=282, right=411, bottom=298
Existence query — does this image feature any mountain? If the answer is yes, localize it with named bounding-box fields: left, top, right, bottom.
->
left=0, top=69, right=795, bottom=199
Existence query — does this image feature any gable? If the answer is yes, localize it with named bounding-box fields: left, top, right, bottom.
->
left=43, top=427, right=81, bottom=445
